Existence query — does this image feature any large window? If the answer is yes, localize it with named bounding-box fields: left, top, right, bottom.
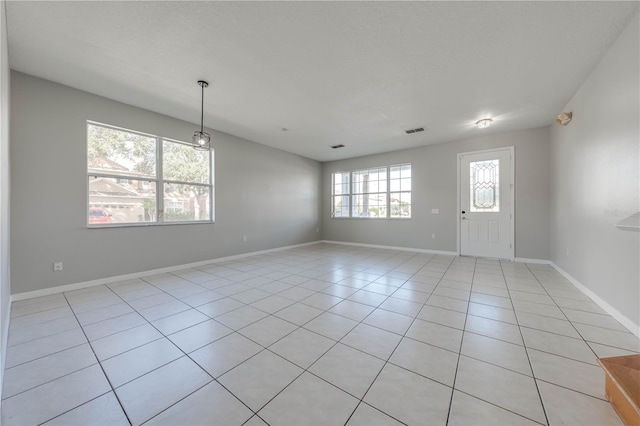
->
left=87, top=122, right=213, bottom=226
left=331, top=164, right=411, bottom=219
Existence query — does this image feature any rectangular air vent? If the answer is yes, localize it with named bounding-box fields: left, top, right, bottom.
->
left=331, top=144, right=345, bottom=149
left=405, top=127, right=425, bottom=134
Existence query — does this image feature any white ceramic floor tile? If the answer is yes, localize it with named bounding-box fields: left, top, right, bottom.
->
left=537, top=380, right=622, bottom=426
left=517, top=311, right=581, bottom=338
left=521, top=327, right=599, bottom=365
left=115, top=356, right=212, bottom=425
left=2, top=343, right=97, bottom=398
left=7, top=315, right=79, bottom=347
left=346, top=402, right=404, bottom=425
left=83, top=312, right=147, bottom=341
left=151, top=308, right=209, bottom=335
left=273, top=303, right=324, bottom=325
left=1, top=364, right=111, bottom=426
left=138, top=300, right=191, bottom=322
left=5, top=328, right=87, bottom=368
left=389, top=337, right=458, bottom=386
left=42, top=392, right=129, bottom=426
left=364, top=363, right=452, bottom=425
left=91, top=323, right=163, bottom=361
left=258, top=372, right=360, bottom=425
left=340, top=323, right=403, bottom=360
left=562, top=308, right=630, bottom=332
left=190, top=332, right=263, bottom=377
left=218, top=349, right=302, bottom=410
left=145, top=381, right=253, bottom=425
left=588, top=341, right=639, bottom=358
left=465, top=314, right=524, bottom=345
left=196, top=297, right=245, bottom=317
left=301, top=292, right=343, bottom=310
left=304, top=311, right=359, bottom=341
left=102, top=338, right=183, bottom=387
left=238, top=315, right=298, bottom=347
left=417, top=305, right=467, bottom=330
left=9, top=306, right=75, bottom=330
left=75, top=303, right=134, bottom=326
left=405, top=319, right=463, bottom=352
left=528, top=348, right=605, bottom=399
left=426, top=294, right=469, bottom=313
left=309, top=343, right=385, bottom=398
left=467, top=301, right=517, bottom=324
left=269, top=327, right=335, bottom=368
left=215, top=305, right=269, bottom=330
left=461, top=332, right=532, bottom=376
left=454, top=356, right=546, bottom=424
left=329, top=300, right=375, bottom=321
left=448, top=391, right=540, bottom=426
left=573, top=322, right=640, bottom=352
left=363, top=309, right=414, bottom=335
left=167, top=319, right=233, bottom=353
left=250, top=294, right=295, bottom=313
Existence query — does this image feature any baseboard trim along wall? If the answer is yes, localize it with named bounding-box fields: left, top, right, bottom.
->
left=10, top=241, right=321, bottom=302
left=514, top=257, right=551, bottom=265
left=320, top=240, right=459, bottom=256
left=550, top=262, right=640, bottom=338
left=0, top=299, right=10, bottom=402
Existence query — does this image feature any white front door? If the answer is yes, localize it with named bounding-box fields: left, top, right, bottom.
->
left=459, top=147, right=514, bottom=259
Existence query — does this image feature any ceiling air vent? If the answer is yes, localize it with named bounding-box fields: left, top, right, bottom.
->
left=405, top=127, right=425, bottom=134
left=331, top=144, right=345, bottom=149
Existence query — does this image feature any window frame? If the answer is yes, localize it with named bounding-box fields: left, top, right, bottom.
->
left=331, top=163, right=411, bottom=219
left=87, top=121, right=214, bottom=227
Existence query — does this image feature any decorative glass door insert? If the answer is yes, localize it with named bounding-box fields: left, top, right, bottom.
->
left=469, top=159, right=500, bottom=212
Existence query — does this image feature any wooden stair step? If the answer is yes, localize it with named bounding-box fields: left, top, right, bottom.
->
left=599, top=354, right=640, bottom=426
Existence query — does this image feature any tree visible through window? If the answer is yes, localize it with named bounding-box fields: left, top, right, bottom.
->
left=331, top=164, right=411, bottom=219
left=87, top=122, right=213, bottom=226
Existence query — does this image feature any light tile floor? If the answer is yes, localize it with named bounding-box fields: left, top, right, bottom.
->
left=2, top=243, right=639, bottom=425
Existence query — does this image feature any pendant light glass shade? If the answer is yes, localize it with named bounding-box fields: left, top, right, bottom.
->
left=193, top=80, right=211, bottom=150
left=193, top=131, right=210, bottom=150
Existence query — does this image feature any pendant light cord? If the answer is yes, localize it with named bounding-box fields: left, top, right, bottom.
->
left=200, top=83, right=204, bottom=133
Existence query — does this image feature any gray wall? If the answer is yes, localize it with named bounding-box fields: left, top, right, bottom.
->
left=550, top=14, right=639, bottom=330
left=0, top=0, right=11, bottom=400
left=10, top=72, right=322, bottom=294
left=322, top=127, right=550, bottom=260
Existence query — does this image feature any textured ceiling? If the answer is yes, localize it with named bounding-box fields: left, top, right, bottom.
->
left=5, top=1, right=639, bottom=161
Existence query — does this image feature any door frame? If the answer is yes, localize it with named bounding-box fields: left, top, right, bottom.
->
left=456, top=146, right=515, bottom=260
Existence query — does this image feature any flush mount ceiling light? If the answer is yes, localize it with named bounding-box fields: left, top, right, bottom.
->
left=475, top=118, right=493, bottom=129
left=556, top=112, right=573, bottom=126
left=192, top=80, right=211, bottom=150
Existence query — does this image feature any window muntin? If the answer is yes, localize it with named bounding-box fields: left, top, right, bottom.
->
left=332, top=172, right=350, bottom=218
left=87, top=122, right=213, bottom=226
left=331, top=164, right=411, bottom=219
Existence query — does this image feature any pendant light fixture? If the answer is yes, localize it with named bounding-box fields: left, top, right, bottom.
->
left=192, top=80, right=211, bottom=150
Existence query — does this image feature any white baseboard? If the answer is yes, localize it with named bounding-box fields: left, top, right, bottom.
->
left=11, top=241, right=322, bottom=302
left=0, top=296, right=10, bottom=403
left=320, top=240, right=458, bottom=256
left=515, top=257, right=551, bottom=265
left=550, top=262, right=640, bottom=338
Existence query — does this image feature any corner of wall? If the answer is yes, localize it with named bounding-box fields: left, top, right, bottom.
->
left=0, top=0, right=11, bottom=404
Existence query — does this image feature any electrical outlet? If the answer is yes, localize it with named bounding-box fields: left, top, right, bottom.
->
left=431, top=209, right=439, bottom=214
left=243, top=235, right=247, bottom=242
left=431, top=234, right=436, bottom=239
left=316, top=228, right=320, bottom=233
left=566, top=248, right=571, bottom=256
left=53, top=262, right=63, bottom=272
